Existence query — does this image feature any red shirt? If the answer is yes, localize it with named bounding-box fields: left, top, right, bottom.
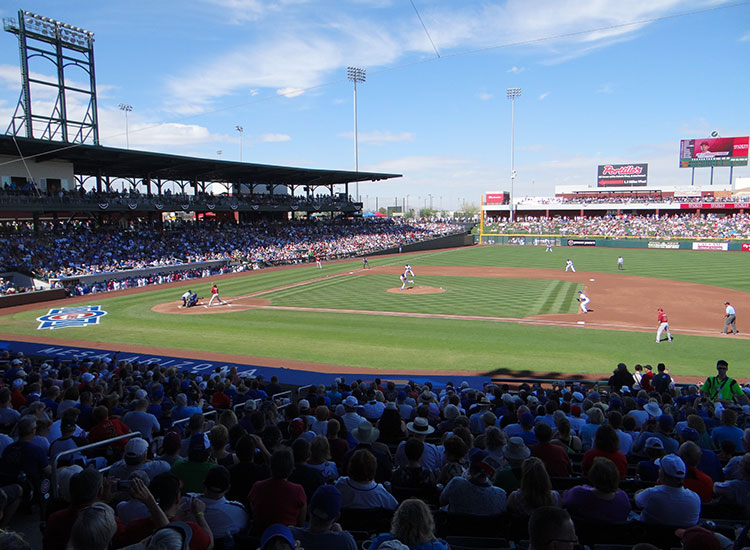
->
left=581, top=448, right=628, bottom=479
left=641, top=371, right=654, bottom=392
left=657, top=312, right=668, bottom=324
left=10, top=390, right=27, bottom=410
left=211, top=391, right=231, bottom=410
left=211, top=286, right=218, bottom=295
left=87, top=418, right=131, bottom=450
left=248, top=478, right=306, bottom=535
left=531, top=442, right=573, bottom=477
left=684, top=466, right=714, bottom=503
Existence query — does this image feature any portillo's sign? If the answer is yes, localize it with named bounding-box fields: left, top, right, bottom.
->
left=597, top=163, right=648, bottom=187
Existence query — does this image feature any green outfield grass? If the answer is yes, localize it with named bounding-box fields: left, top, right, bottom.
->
left=0, top=245, right=748, bottom=378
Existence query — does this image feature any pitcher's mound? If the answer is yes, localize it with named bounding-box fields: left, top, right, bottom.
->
left=387, top=286, right=445, bottom=295
left=152, top=296, right=271, bottom=314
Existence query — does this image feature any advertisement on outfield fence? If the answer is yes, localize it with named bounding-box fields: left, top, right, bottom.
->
left=742, top=244, right=750, bottom=252
left=680, top=136, right=749, bottom=168
left=648, top=241, right=680, bottom=249
left=567, top=239, right=596, bottom=246
left=597, top=163, right=648, bottom=187
left=692, top=242, right=729, bottom=251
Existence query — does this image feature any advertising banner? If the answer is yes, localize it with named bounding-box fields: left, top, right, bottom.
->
left=597, top=163, right=648, bottom=187
left=648, top=241, right=680, bottom=249
left=485, top=193, right=508, bottom=204
left=742, top=244, right=750, bottom=252
left=692, top=242, right=729, bottom=251
left=679, top=202, right=750, bottom=209
left=567, top=239, right=596, bottom=246
left=679, top=137, right=749, bottom=168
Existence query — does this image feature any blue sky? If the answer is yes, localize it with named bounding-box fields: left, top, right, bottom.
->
left=1, top=1, right=749, bottom=211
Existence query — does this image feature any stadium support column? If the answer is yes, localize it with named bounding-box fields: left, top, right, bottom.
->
left=506, top=88, right=521, bottom=222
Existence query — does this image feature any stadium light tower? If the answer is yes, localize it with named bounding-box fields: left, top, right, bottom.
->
left=235, top=125, right=244, bottom=161
left=347, top=66, right=366, bottom=201
left=118, top=103, right=132, bottom=149
left=506, top=87, right=521, bottom=222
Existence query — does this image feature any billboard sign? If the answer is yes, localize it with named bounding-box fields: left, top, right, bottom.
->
left=679, top=136, right=749, bottom=167
left=485, top=193, right=508, bottom=204
left=597, top=164, right=648, bottom=187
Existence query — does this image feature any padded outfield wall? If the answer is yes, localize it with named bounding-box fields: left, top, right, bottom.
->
left=477, top=234, right=750, bottom=251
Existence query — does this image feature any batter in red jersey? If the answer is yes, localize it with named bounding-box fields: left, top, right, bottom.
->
left=656, top=307, right=672, bottom=343
left=208, top=284, right=226, bottom=307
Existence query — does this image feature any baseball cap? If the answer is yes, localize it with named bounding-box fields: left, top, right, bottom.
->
left=189, top=433, right=210, bottom=453
left=260, top=524, right=295, bottom=550
left=645, top=437, right=664, bottom=450
left=309, top=485, right=343, bottom=521
left=343, top=395, right=358, bottom=408
left=81, top=372, right=95, bottom=383
left=675, top=526, right=719, bottom=550
left=124, top=437, right=149, bottom=458
left=12, top=379, right=25, bottom=389
left=658, top=414, right=675, bottom=431
left=657, top=454, right=686, bottom=478
left=204, top=465, right=231, bottom=492
left=298, top=399, right=310, bottom=410
left=679, top=427, right=700, bottom=442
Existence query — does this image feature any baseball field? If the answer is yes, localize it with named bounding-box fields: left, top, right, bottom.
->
left=0, top=245, right=748, bottom=381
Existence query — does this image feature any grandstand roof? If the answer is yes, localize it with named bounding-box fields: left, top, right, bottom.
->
left=0, top=135, right=401, bottom=187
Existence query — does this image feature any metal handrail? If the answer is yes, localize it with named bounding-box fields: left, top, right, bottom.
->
left=171, top=408, right=217, bottom=429
left=50, top=431, right=141, bottom=499
left=233, top=399, right=262, bottom=414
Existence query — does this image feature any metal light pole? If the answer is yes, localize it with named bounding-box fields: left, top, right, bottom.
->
left=118, top=103, right=132, bottom=149
left=506, top=88, right=521, bottom=222
left=347, top=66, right=366, bottom=201
left=235, top=125, right=244, bottom=161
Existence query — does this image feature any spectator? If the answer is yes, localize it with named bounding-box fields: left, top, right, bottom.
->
left=369, top=498, right=447, bottom=550
left=66, top=502, right=118, bottom=550
left=440, top=448, right=507, bottom=516
left=171, top=433, right=215, bottom=493
left=710, top=408, right=744, bottom=451
left=634, top=454, right=701, bottom=527
left=530, top=422, right=571, bottom=477
left=581, top=424, right=627, bottom=479
left=289, top=485, right=357, bottom=550
left=335, top=449, right=398, bottom=511
left=227, top=434, right=270, bottom=503
left=248, top=448, right=307, bottom=534
left=723, top=429, right=750, bottom=479
left=713, top=453, right=750, bottom=508
left=579, top=407, right=604, bottom=450
left=493, top=436, right=530, bottom=493
left=344, top=421, right=393, bottom=483
left=527, top=506, right=578, bottom=550
left=506, top=457, right=561, bottom=518
left=307, top=434, right=339, bottom=483
left=678, top=441, right=713, bottom=503
left=391, top=438, right=437, bottom=493
left=122, top=398, right=161, bottom=442
left=109, top=437, right=171, bottom=483
left=208, top=424, right=237, bottom=467
left=563, top=457, right=631, bottom=523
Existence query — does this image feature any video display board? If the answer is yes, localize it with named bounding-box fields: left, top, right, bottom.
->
left=679, top=137, right=749, bottom=168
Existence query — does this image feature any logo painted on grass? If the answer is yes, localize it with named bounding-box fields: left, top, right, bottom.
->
left=37, top=306, right=107, bottom=330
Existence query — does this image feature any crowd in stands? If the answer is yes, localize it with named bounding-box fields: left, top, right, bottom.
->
left=0, top=348, right=747, bottom=548
left=513, top=194, right=746, bottom=207
left=484, top=212, right=750, bottom=239
left=0, top=218, right=462, bottom=291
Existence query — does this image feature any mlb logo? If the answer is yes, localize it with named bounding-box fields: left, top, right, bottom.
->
left=37, top=306, right=107, bottom=330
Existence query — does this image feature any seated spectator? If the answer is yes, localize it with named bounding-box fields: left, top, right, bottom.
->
left=633, top=413, right=679, bottom=456
left=579, top=407, right=604, bottom=450
left=436, top=435, right=468, bottom=486
left=516, top=412, right=538, bottom=446
left=66, top=502, right=118, bottom=550
left=310, top=405, right=329, bottom=436
left=607, top=410, right=633, bottom=455
left=493, top=436, right=529, bottom=493
left=551, top=417, right=582, bottom=455
left=636, top=436, right=666, bottom=482
left=527, top=506, right=579, bottom=550
left=259, top=523, right=296, bottom=550
left=344, top=421, right=393, bottom=483
left=122, top=398, right=161, bottom=442
left=109, top=437, right=170, bottom=483
left=678, top=441, right=713, bottom=503
left=376, top=403, right=407, bottom=444
left=394, top=418, right=441, bottom=474
left=87, top=405, right=131, bottom=457
left=581, top=424, right=627, bottom=479
left=307, top=434, right=339, bottom=483
left=248, top=448, right=307, bottom=534
left=711, top=408, right=744, bottom=451
left=391, top=438, right=437, bottom=493
left=288, top=437, right=325, bottom=501
left=1, top=415, right=50, bottom=493
left=562, top=457, right=631, bottom=523
left=0, top=388, right=20, bottom=433
left=208, top=424, right=237, bottom=467
left=634, top=454, right=701, bottom=527
left=157, top=431, right=184, bottom=466
left=227, top=434, right=270, bottom=503
left=114, top=470, right=152, bottom=524
left=506, top=456, right=561, bottom=518
left=289, top=485, right=357, bottom=550
left=326, top=419, right=349, bottom=469
left=171, top=433, right=215, bottom=493
left=369, top=498, right=447, bottom=550
left=483, top=426, right=507, bottom=463
left=723, top=429, right=750, bottom=479
left=182, top=465, right=248, bottom=546
left=531, top=422, right=571, bottom=477
left=335, top=448, right=397, bottom=510
left=440, top=448, right=507, bottom=516
left=713, top=453, right=750, bottom=508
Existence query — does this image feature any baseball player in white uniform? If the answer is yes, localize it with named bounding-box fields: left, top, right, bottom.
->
left=404, top=264, right=415, bottom=277
left=617, top=256, right=624, bottom=270
left=565, top=259, right=576, bottom=273
left=400, top=272, right=414, bottom=290
left=577, top=290, right=590, bottom=313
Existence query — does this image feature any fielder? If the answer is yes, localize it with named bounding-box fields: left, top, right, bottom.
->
left=208, top=284, right=226, bottom=306
left=545, top=242, right=553, bottom=252
left=362, top=257, right=369, bottom=269
left=656, top=307, right=672, bottom=343
left=577, top=290, right=590, bottom=313
left=404, top=264, right=415, bottom=277
left=315, top=255, right=322, bottom=269
left=400, top=272, right=414, bottom=290
left=617, top=256, right=624, bottom=270
left=565, top=259, right=576, bottom=272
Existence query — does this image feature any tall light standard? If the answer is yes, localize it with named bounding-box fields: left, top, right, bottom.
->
left=118, top=103, right=132, bottom=149
left=235, top=125, right=244, bottom=161
left=506, top=87, right=521, bottom=222
left=347, top=66, right=366, bottom=201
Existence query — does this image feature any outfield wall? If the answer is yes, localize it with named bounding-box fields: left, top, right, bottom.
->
left=371, top=230, right=475, bottom=256
left=478, top=234, right=750, bottom=251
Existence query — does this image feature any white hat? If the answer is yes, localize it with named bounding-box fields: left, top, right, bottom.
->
left=407, top=417, right=435, bottom=435
left=135, top=389, right=148, bottom=400
left=298, top=399, right=310, bottom=410
left=12, top=379, right=25, bottom=388
left=124, top=437, right=149, bottom=458
left=572, top=392, right=584, bottom=403
left=351, top=421, right=380, bottom=444
left=644, top=402, right=662, bottom=418
left=344, top=396, right=358, bottom=408
left=81, top=372, right=95, bottom=383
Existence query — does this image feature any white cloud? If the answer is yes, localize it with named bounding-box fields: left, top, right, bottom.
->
left=538, top=92, right=549, bottom=100
left=596, top=82, right=614, bottom=94
left=261, top=133, right=291, bottom=142
left=740, top=31, right=750, bottom=42
left=507, top=66, right=525, bottom=73
left=340, top=130, right=415, bottom=145
left=478, top=91, right=493, bottom=101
